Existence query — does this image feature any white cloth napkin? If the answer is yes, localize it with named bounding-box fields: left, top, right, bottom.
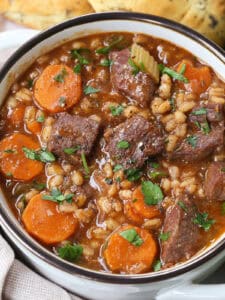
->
left=0, top=233, right=81, bottom=300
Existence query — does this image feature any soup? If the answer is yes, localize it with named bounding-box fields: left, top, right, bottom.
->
left=0, top=32, right=225, bottom=274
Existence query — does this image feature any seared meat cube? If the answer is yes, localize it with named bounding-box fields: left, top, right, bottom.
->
left=104, top=115, right=164, bottom=169
left=205, top=162, right=225, bottom=201
left=109, top=49, right=156, bottom=107
left=48, top=112, right=101, bottom=163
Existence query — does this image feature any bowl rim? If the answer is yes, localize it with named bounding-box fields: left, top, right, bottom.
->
left=0, top=11, right=225, bottom=284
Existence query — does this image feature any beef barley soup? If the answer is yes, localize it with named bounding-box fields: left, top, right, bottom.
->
left=0, top=32, right=225, bottom=274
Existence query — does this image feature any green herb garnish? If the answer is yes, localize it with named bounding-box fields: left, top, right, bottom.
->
left=96, top=36, right=124, bottom=55
left=54, top=68, right=68, bottom=83
left=109, top=105, right=124, bottom=116
left=128, top=58, right=140, bottom=76
left=119, top=228, right=143, bottom=246
left=186, top=135, right=198, bottom=148
left=27, top=79, right=34, bottom=88
left=71, top=49, right=90, bottom=65
left=158, top=63, right=189, bottom=83
left=6, top=172, right=12, bottom=177
left=58, top=96, right=66, bottom=107
left=191, top=108, right=207, bottom=115
left=141, top=181, right=164, bottom=206
left=99, top=59, right=113, bottom=67
left=42, top=188, right=74, bottom=204
left=153, top=260, right=162, bottom=272
left=178, top=201, right=188, bottom=212
left=81, top=151, right=90, bottom=175
left=159, top=232, right=170, bottom=241
left=84, top=86, right=100, bottom=95
left=64, top=145, right=81, bottom=155
left=169, top=98, right=176, bottom=111
left=117, top=140, right=130, bottom=149
left=23, top=147, right=55, bottom=163
left=148, top=170, right=167, bottom=180
left=32, top=181, right=46, bottom=191
left=4, top=149, right=16, bottom=154
left=193, top=212, right=215, bottom=231
left=124, top=168, right=142, bottom=182
left=73, top=64, right=82, bottom=74
left=58, top=243, right=83, bottom=262
left=105, top=177, right=113, bottom=185
left=113, top=164, right=123, bottom=172
left=36, top=114, right=45, bottom=123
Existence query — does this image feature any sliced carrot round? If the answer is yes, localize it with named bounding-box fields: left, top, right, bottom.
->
left=104, top=224, right=157, bottom=274
left=34, top=64, right=82, bottom=113
left=22, top=194, right=78, bottom=245
left=177, top=59, right=212, bottom=95
left=124, top=202, right=144, bottom=225
left=8, top=104, right=26, bottom=126
left=0, top=133, right=43, bottom=180
left=26, top=120, right=42, bottom=135
left=132, top=186, right=161, bottom=219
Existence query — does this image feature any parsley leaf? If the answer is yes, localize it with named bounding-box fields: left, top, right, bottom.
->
left=169, top=98, right=176, bottom=111
left=32, top=181, right=46, bottom=191
left=113, top=164, right=123, bottom=172
left=64, top=145, right=81, bottom=155
left=159, top=232, right=170, bottom=241
left=71, top=49, right=90, bottom=65
left=23, top=147, right=55, bottom=163
left=193, top=212, right=215, bottom=231
left=109, top=105, right=124, bottom=116
left=58, top=243, right=83, bottom=262
left=53, top=68, right=68, bottom=83
left=178, top=201, right=188, bottom=212
left=84, top=86, right=100, bottom=95
left=119, top=228, right=143, bottom=246
left=81, top=152, right=90, bottom=175
left=128, top=58, right=140, bottom=76
left=36, top=114, right=45, bottom=123
left=58, top=96, right=66, bottom=107
left=73, top=64, right=82, bottom=74
left=153, top=260, right=162, bottom=272
left=158, top=63, right=189, bottom=83
left=124, top=168, right=142, bottom=182
left=201, top=121, right=211, bottom=134
left=117, top=140, right=130, bottom=149
left=186, top=135, right=198, bottom=148
left=99, top=59, right=113, bottom=67
left=148, top=170, right=167, bottom=180
left=191, top=108, right=207, bottom=115
left=105, top=178, right=113, bottom=185
left=4, top=149, right=16, bottom=154
left=141, top=181, right=164, bottom=205
left=42, top=188, right=74, bottom=204
left=27, top=79, right=33, bottom=88
left=96, top=36, right=124, bottom=55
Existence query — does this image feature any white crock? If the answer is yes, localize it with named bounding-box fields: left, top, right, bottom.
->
left=0, top=12, right=225, bottom=300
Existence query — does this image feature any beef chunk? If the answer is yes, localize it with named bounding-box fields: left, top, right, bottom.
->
left=109, top=49, right=156, bottom=107
left=48, top=113, right=101, bottom=163
left=104, top=115, right=164, bottom=168
left=161, top=196, right=200, bottom=265
left=170, top=103, right=224, bottom=162
left=205, top=162, right=225, bottom=201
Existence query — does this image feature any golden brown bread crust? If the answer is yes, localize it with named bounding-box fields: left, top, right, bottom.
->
left=1, top=0, right=94, bottom=29
left=88, top=0, right=225, bottom=46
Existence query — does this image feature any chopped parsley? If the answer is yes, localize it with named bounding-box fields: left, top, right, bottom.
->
left=53, top=68, right=68, bottom=83
left=159, top=232, right=170, bottom=241
left=84, top=86, right=100, bottom=95
left=23, top=147, right=55, bottom=163
left=81, top=151, right=90, bottom=175
left=178, top=201, right=188, bottom=212
left=186, top=135, right=198, bottom=148
left=32, top=181, right=46, bottom=191
left=128, top=58, right=140, bottom=76
left=153, top=260, right=162, bottom=272
left=117, top=140, right=130, bottom=149
left=99, top=59, right=113, bottom=67
left=141, top=181, right=164, bottom=206
left=71, top=49, right=90, bottom=74
left=169, top=97, right=176, bottom=111
left=58, top=243, right=83, bottom=262
left=193, top=212, right=215, bottom=231
left=201, top=121, right=211, bottom=134
left=96, top=36, right=124, bottom=55
left=27, top=79, right=33, bottom=88
left=124, top=168, right=142, bottom=182
left=148, top=170, right=167, bottom=180
left=105, top=177, right=113, bottom=185
left=119, top=228, right=143, bottom=246
left=73, top=64, right=82, bottom=74
left=158, top=63, right=189, bottom=83
left=109, top=105, right=124, bottom=116
left=191, top=108, right=207, bottom=115
left=36, top=114, right=45, bottom=123
left=6, top=172, right=12, bottom=177
left=42, top=188, right=74, bottom=204
left=58, top=96, right=67, bottom=107
left=113, top=164, right=123, bottom=172
left=63, top=145, right=81, bottom=155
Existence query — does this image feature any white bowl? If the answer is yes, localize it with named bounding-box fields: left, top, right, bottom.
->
left=0, top=12, right=225, bottom=300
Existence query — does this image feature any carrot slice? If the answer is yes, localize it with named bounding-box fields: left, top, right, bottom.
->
left=8, top=104, right=26, bottom=125
left=177, top=59, right=212, bottom=95
left=22, top=194, right=78, bottom=244
left=124, top=202, right=144, bottom=225
left=132, top=186, right=161, bottom=219
left=0, top=133, right=43, bottom=180
left=34, top=64, right=82, bottom=113
left=104, top=224, right=157, bottom=274
left=26, top=120, right=42, bottom=134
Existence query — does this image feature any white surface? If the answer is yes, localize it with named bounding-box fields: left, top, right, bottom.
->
left=0, top=25, right=225, bottom=300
